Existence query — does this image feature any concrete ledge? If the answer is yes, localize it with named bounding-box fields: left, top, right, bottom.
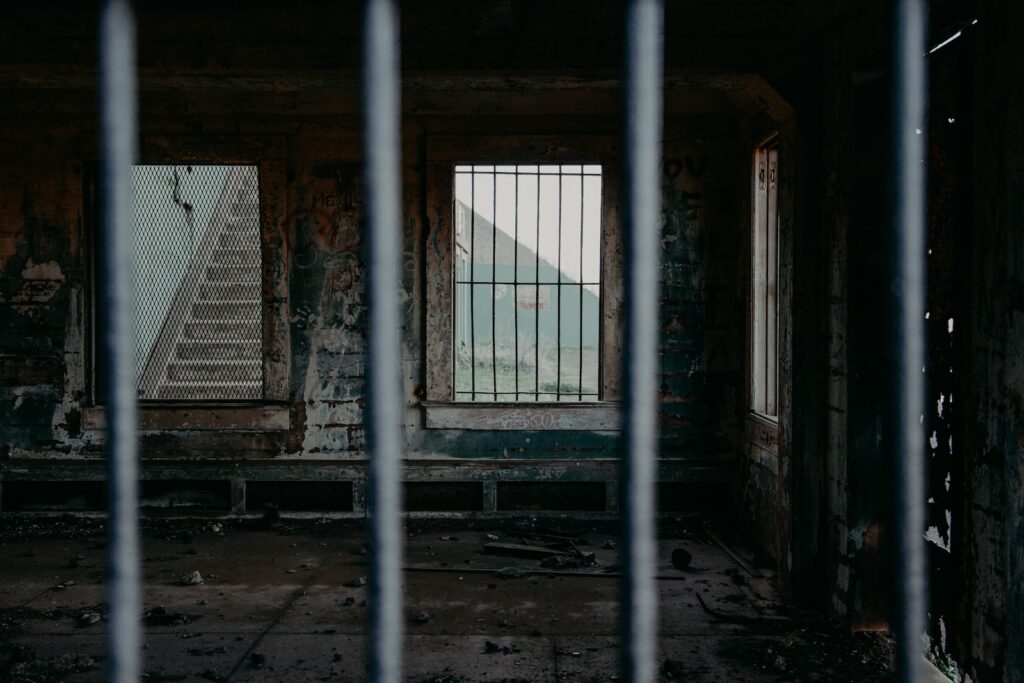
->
left=423, top=401, right=621, bottom=431
left=83, top=403, right=290, bottom=432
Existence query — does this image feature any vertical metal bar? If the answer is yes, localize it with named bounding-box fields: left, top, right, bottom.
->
left=514, top=167, right=520, bottom=400
left=556, top=169, right=562, bottom=399
left=579, top=169, right=585, bottom=400
left=891, top=0, right=928, bottom=680
left=492, top=168, right=497, bottom=399
left=470, top=170, right=476, bottom=400
left=535, top=170, right=541, bottom=401
left=363, top=0, right=404, bottom=680
left=99, top=2, right=140, bottom=681
left=621, top=0, right=662, bottom=681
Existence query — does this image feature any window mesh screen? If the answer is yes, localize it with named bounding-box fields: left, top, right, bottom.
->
left=131, top=165, right=262, bottom=400
left=453, top=164, right=602, bottom=402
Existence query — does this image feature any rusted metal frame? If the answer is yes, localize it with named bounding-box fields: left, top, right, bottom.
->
left=890, top=0, right=928, bottom=680
left=621, top=0, right=663, bottom=681
left=363, top=0, right=404, bottom=680
left=99, top=1, right=140, bottom=681
left=82, top=403, right=289, bottom=431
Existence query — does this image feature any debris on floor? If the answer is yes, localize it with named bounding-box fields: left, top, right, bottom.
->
left=0, top=516, right=896, bottom=682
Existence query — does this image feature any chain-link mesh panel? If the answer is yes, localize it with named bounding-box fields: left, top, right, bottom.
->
left=132, top=165, right=262, bottom=400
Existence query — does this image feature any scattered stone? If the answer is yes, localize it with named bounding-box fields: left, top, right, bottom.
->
left=198, top=668, right=225, bottom=682
left=180, top=571, right=204, bottom=586
left=250, top=651, right=266, bottom=668
left=485, top=533, right=499, bottom=541
left=343, top=575, right=367, bottom=587
left=602, top=539, right=616, bottom=549
left=494, top=566, right=527, bottom=579
left=539, top=554, right=592, bottom=570
left=671, top=548, right=693, bottom=571
left=413, top=611, right=432, bottom=624
left=343, top=597, right=355, bottom=606
left=333, top=653, right=343, bottom=662
left=77, top=611, right=101, bottom=627
left=498, top=619, right=511, bottom=628
left=188, top=646, right=227, bottom=656
left=142, top=606, right=200, bottom=626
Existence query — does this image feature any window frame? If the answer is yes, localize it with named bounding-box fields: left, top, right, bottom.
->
left=750, top=135, right=779, bottom=422
left=423, top=136, right=623, bottom=431
left=82, top=135, right=290, bottom=431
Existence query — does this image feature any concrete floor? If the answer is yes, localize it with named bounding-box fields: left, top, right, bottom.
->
left=0, top=517, right=896, bottom=682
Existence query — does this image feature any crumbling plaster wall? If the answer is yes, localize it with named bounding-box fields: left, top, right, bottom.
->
left=962, top=0, right=1024, bottom=680
left=0, top=112, right=744, bottom=466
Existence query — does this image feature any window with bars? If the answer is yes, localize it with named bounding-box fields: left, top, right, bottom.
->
left=751, top=142, right=779, bottom=419
left=128, top=164, right=263, bottom=400
left=452, top=164, right=603, bottom=402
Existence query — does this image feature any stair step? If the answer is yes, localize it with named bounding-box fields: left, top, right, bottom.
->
left=222, top=220, right=259, bottom=233
left=167, top=361, right=261, bottom=382
left=192, top=300, right=261, bottom=321
left=206, top=265, right=260, bottom=283
left=199, top=282, right=261, bottom=301
left=231, top=203, right=259, bottom=217
left=217, top=233, right=261, bottom=250
left=155, top=382, right=261, bottom=400
left=212, top=248, right=261, bottom=267
left=183, top=320, right=260, bottom=340
left=176, top=340, right=261, bottom=361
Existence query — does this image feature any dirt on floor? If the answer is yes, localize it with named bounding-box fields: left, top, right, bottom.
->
left=0, top=514, right=896, bottom=682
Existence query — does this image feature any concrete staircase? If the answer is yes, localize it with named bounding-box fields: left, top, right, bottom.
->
left=139, top=168, right=263, bottom=400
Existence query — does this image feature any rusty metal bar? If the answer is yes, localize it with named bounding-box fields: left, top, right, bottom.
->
left=99, top=1, right=140, bottom=681
left=621, top=0, right=663, bottom=681
left=363, top=0, right=404, bottom=681
left=891, top=0, right=928, bottom=680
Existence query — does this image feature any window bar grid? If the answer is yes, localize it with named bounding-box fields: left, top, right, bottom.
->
left=363, top=0, right=404, bottom=680
left=891, top=0, right=928, bottom=680
left=454, top=165, right=601, bottom=401
left=99, top=1, right=141, bottom=681
left=621, top=0, right=663, bottom=681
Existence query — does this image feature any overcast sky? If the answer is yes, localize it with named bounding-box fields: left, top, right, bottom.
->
left=455, top=165, right=602, bottom=292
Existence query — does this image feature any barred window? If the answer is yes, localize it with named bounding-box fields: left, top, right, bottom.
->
left=130, top=164, right=263, bottom=400
left=453, top=164, right=602, bottom=402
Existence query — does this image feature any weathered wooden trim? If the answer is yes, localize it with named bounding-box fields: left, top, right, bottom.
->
left=83, top=404, right=290, bottom=431
left=424, top=153, right=454, bottom=401
left=422, top=401, right=621, bottom=431
left=745, top=412, right=780, bottom=453
left=260, top=159, right=290, bottom=401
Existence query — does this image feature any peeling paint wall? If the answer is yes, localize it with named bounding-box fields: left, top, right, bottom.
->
left=0, top=5, right=775, bottom=500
